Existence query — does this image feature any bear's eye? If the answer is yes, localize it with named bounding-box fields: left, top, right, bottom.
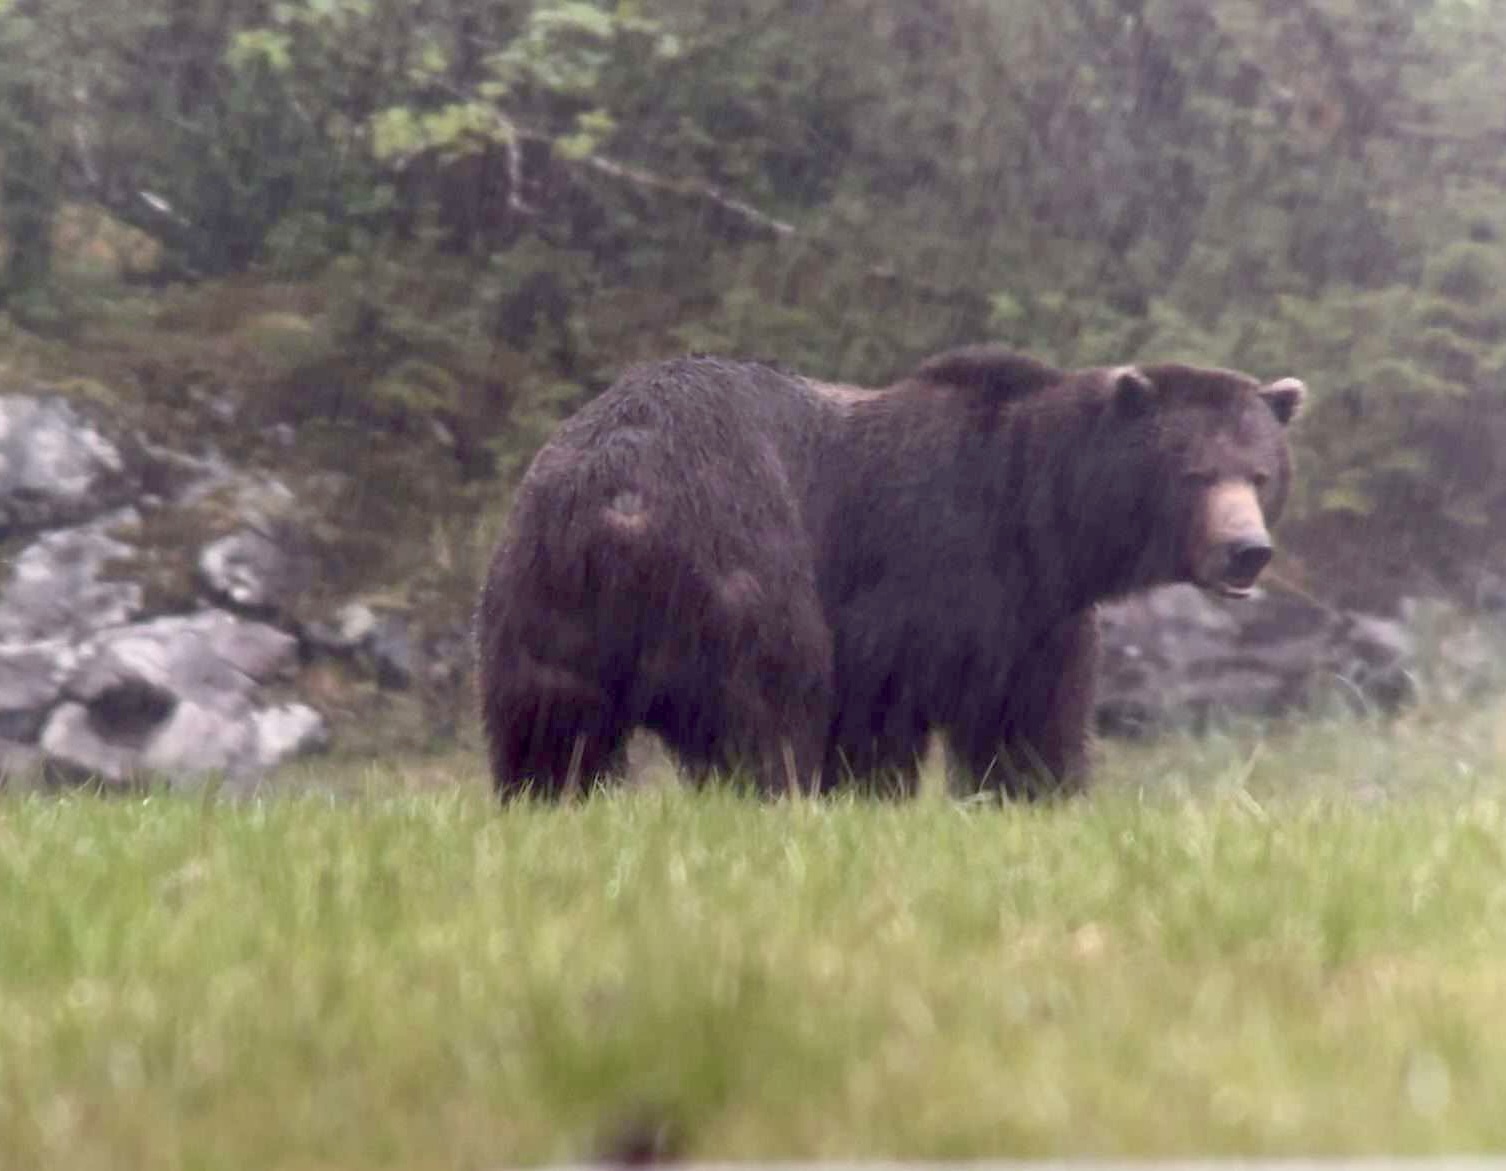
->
left=1252, top=471, right=1271, bottom=489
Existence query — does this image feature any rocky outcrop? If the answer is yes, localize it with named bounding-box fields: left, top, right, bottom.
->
left=0, top=510, right=143, bottom=644
left=1095, top=584, right=1419, bottom=738
left=0, top=395, right=133, bottom=532
left=39, top=611, right=327, bottom=785
left=1, top=391, right=333, bottom=789
left=303, top=603, right=420, bottom=689
left=7, top=384, right=1506, bottom=791
left=193, top=474, right=318, bottom=619
left=198, top=526, right=307, bottom=614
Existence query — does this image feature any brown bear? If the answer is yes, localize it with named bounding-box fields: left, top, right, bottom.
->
left=475, top=345, right=1304, bottom=800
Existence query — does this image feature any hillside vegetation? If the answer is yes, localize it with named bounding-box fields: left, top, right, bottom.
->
left=5, top=1, right=1506, bottom=611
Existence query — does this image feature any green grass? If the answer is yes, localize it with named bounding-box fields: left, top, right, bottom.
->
left=5, top=706, right=1506, bottom=1169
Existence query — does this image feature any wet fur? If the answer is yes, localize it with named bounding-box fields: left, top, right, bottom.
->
left=476, top=345, right=1299, bottom=800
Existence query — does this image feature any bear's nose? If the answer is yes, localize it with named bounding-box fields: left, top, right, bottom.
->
left=1224, top=538, right=1273, bottom=585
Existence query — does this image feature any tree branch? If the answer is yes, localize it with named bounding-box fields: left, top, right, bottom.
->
left=565, top=150, right=795, bottom=240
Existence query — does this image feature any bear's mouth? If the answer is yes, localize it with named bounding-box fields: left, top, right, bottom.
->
left=1189, top=564, right=1269, bottom=600
left=1208, top=561, right=1267, bottom=599
left=1194, top=536, right=1273, bottom=600
left=1192, top=575, right=1258, bottom=600
left=1215, top=580, right=1257, bottom=600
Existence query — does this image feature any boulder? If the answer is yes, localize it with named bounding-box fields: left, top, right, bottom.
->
left=38, top=703, right=148, bottom=786
left=302, top=602, right=417, bottom=689
left=39, top=610, right=326, bottom=787
left=197, top=523, right=314, bottom=616
left=1095, top=584, right=1418, bottom=738
left=0, top=640, right=74, bottom=742
left=68, top=610, right=299, bottom=715
left=0, top=395, right=131, bottom=533
left=251, top=703, right=330, bottom=766
left=0, top=509, right=144, bottom=645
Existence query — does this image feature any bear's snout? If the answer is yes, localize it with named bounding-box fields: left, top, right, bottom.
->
left=1194, top=480, right=1273, bottom=598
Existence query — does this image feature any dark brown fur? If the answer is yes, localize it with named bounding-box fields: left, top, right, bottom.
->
left=476, top=344, right=1304, bottom=799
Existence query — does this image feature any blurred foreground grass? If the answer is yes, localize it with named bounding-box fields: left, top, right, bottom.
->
left=4, top=702, right=1506, bottom=1169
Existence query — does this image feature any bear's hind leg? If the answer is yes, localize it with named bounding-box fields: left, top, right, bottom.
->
left=738, top=719, right=829, bottom=798
left=485, top=663, right=629, bottom=801
left=660, top=665, right=830, bottom=798
left=699, top=584, right=834, bottom=798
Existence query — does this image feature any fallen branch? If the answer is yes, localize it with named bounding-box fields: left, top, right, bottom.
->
left=496, top=121, right=981, bottom=312
left=569, top=150, right=795, bottom=240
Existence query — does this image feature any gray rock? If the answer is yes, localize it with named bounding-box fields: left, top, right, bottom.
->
left=367, top=613, right=416, bottom=689
left=68, top=610, right=298, bottom=718
left=198, top=525, right=313, bottom=616
left=0, top=640, right=72, bottom=741
left=1096, top=584, right=1420, bottom=738
left=0, top=406, right=331, bottom=782
left=303, top=602, right=377, bottom=654
left=0, top=395, right=129, bottom=533
left=40, top=611, right=325, bottom=785
left=140, top=699, right=256, bottom=779
left=251, top=704, right=329, bottom=767
left=40, top=695, right=327, bottom=788
left=39, top=702, right=145, bottom=786
left=132, top=438, right=232, bottom=505
left=0, top=510, right=143, bottom=645
left=185, top=468, right=318, bottom=618
left=302, top=602, right=417, bottom=689
left=264, top=423, right=298, bottom=449
left=424, top=624, right=471, bottom=689
left=338, top=602, right=378, bottom=645
left=1343, top=613, right=1417, bottom=669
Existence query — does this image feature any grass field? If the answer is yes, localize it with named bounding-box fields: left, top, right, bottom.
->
left=4, top=705, right=1506, bottom=1170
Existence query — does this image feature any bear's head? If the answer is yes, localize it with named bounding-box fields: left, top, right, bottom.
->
left=1101, top=362, right=1305, bottom=599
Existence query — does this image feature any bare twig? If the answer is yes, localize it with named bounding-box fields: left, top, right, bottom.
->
left=568, top=151, right=795, bottom=240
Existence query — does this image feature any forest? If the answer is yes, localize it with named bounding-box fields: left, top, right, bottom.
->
left=5, top=0, right=1506, bottom=612
left=10, top=8, right=1506, bottom=1164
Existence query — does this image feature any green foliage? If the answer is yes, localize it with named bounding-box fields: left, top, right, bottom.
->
left=10, top=0, right=1506, bottom=601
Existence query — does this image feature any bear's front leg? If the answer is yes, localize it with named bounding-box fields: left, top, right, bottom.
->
left=952, top=612, right=1099, bottom=801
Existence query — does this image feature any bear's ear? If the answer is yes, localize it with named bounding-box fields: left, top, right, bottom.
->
left=1110, top=365, right=1156, bottom=414
left=1259, top=377, right=1306, bottom=426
